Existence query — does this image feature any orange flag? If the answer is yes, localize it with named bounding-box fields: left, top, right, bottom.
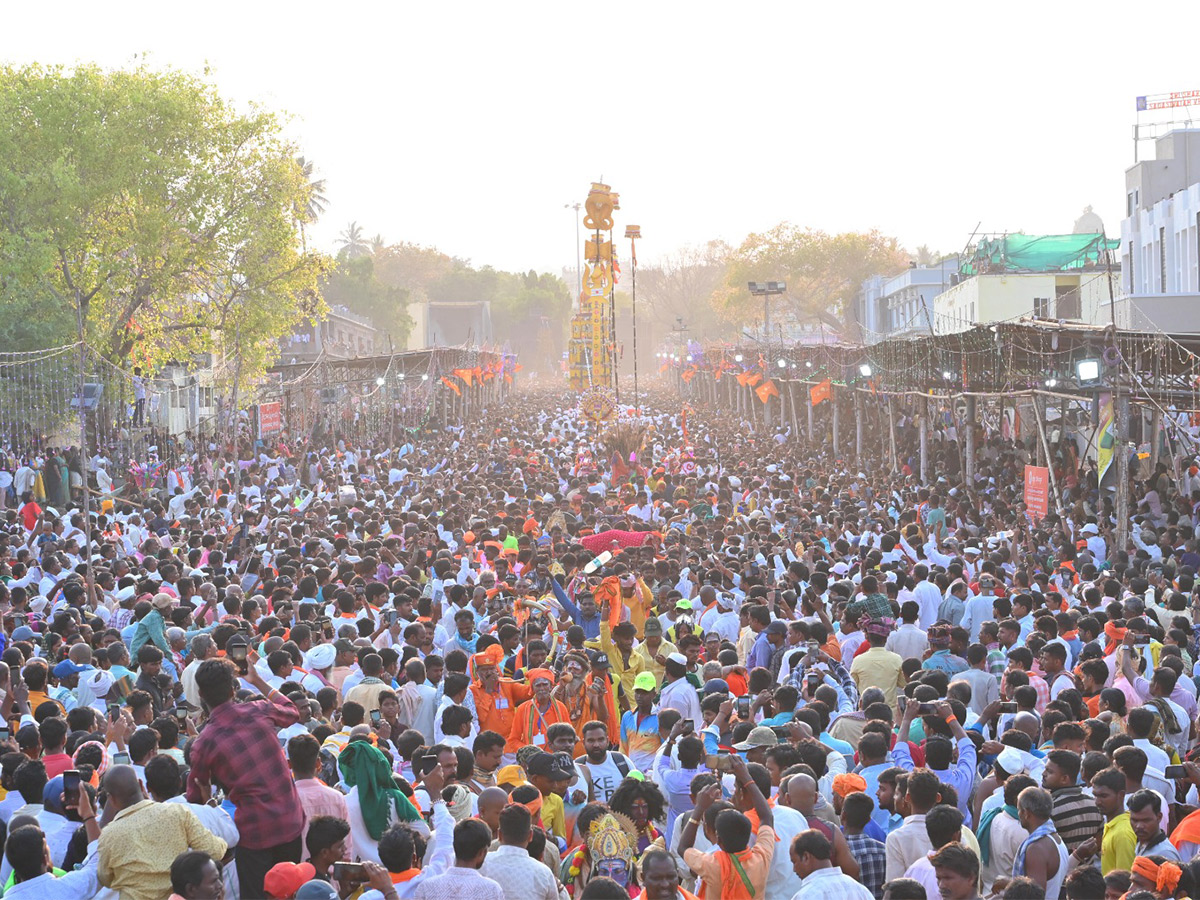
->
left=810, top=379, right=832, bottom=405
left=681, top=367, right=696, bottom=383
left=441, top=376, right=462, bottom=396
left=755, top=380, right=780, bottom=403
left=453, top=368, right=474, bottom=387
left=745, top=372, right=762, bottom=388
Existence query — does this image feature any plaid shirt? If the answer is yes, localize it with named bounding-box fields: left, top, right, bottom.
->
left=186, top=694, right=304, bottom=850
left=845, top=831, right=887, bottom=899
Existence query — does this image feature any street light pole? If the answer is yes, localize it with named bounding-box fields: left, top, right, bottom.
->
left=564, top=203, right=582, bottom=301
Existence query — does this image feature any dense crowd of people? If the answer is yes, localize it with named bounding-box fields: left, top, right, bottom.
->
left=0, top=383, right=1198, bottom=900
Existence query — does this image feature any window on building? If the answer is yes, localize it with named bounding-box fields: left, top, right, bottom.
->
left=1033, top=297, right=1049, bottom=317
left=1056, top=285, right=1081, bottom=319
left=1160, top=226, right=1167, bottom=292
left=199, top=387, right=214, bottom=408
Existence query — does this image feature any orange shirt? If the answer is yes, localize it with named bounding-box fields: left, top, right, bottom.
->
left=471, top=679, right=532, bottom=743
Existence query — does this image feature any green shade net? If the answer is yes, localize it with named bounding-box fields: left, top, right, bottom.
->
left=960, top=233, right=1120, bottom=275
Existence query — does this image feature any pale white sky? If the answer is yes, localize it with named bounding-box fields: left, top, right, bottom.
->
left=5, top=2, right=1200, bottom=276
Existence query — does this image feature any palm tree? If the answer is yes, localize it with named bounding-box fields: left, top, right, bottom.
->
left=338, top=221, right=370, bottom=259
left=370, top=233, right=386, bottom=256
left=296, top=156, right=328, bottom=222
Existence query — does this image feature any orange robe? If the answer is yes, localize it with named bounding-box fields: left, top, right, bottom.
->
left=508, top=697, right=572, bottom=754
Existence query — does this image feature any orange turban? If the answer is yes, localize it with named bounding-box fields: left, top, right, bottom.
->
left=832, top=774, right=868, bottom=798
left=472, top=643, right=504, bottom=672
left=526, top=668, right=556, bottom=685
left=1132, top=856, right=1182, bottom=895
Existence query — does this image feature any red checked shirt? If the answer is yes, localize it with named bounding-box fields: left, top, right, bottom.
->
left=185, top=694, right=305, bottom=850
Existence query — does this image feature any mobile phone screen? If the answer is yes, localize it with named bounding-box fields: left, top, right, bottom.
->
left=62, top=769, right=81, bottom=803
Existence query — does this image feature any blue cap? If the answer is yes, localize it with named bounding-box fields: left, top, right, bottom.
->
left=703, top=678, right=730, bottom=696
left=52, top=660, right=87, bottom=679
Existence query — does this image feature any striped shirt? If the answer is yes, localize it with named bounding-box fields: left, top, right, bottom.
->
left=1051, top=785, right=1105, bottom=853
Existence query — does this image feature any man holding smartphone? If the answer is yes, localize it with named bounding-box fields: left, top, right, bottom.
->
left=186, top=648, right=306, bottom=898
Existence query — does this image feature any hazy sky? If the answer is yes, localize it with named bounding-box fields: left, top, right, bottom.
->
left=5, top=2, right=1200, bottom=278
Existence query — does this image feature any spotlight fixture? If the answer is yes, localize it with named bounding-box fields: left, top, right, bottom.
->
left=858, top=363, right=873, bottom=378
left=1045, top=377, right=1058, bottom=388
left=1076, top=358, right=1101, bottom=384
left=777, top=359, right=787, bottom=369
left=805, top=361, right=812, bottom=369
left=421, top=374, right=429, bottom=381
left=376, top=377, right=386, bottom=386
left=942, top=371, right=953, bottom=381
left=734, top=354, right=744, bottom=363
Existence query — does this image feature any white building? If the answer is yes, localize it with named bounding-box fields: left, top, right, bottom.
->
left=1119, top=130, right=1200, bottom=332
left=854, top=259, right=959, bottom=343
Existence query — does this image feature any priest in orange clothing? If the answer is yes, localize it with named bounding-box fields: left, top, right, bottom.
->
left=470, top=644, right=530, bottom=762
left=508, top=668, right=571, bottom=755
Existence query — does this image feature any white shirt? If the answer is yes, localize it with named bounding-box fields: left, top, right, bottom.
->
left=659, top=677, right=702, bottom=725
left=886, top=623, right=929, bottom=660
left=479, top=844, right=561, bottom=900
left=912, top=580, right=942, bottom=630
left=3, top=840, right=99, bottom=900
left=414, top=866, right=504, bottom=900
left=789, top=866, right=876, bottom=900
left=360, top=800, right=455, bottom=900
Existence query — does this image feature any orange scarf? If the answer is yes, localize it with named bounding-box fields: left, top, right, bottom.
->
left=1171, top=807, right=1200, bottom=851
left=714, top=848, right=758, bottom=899
left=1104, top=621, right=1127, bottom=656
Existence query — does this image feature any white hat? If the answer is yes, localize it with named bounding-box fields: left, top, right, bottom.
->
left=305, top=644, right=336, bottom=670
left=1081, top=523, right=1098, bottom=535
left=831, top=562, right=850, bottom=576
left=667, top=652, right=688, bottom=667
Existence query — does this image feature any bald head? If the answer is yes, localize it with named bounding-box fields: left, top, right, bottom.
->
left=1013, top=711, right=1041, bottom=742
left=477, top=786, right=508, bottom=814
left=103, top=765, right=144, bottom=809
left=67, top=644, right=92, bottom=666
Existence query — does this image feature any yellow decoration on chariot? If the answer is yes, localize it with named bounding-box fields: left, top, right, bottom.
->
left=583, top=182, right=617, bottom=231
left=585, top=262, right=612, bottom=298
left=585, top=237, right=615, bottom=263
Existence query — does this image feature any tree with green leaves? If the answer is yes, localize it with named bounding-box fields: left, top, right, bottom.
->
left=321, top=255, right=412, bottom=345
left=716, top=225, right=909, bottom=331
left=338, top=222, right=370, bottom=260
left=0, top=63, right=326, bottom=393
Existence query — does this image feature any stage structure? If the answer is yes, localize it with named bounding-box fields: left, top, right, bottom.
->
left=568, top=182, right=620, bottom=394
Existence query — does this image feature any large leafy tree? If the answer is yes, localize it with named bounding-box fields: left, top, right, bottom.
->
left=637, top=240, right=733, bottom=340
left=322, top=255, right=412, bottom=345
left=0, top=63, right=326, bottom=390
left=717, top=225, right=909, bottom=330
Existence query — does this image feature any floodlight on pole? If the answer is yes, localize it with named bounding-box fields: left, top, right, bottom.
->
left=858, top=363, right=873, bottom=378
left=1076, top=358, right=1101, bottom=384
left=747, top=281, right=786, bottom=341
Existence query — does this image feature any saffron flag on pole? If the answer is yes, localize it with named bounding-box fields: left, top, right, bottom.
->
left=810, top=379, right=832, bottom=405
left=441, top=376, right=462, bottom=396
left=755, top=380, right=780, bottom=403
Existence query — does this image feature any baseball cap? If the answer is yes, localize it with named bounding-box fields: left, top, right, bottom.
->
left=675, top=599, right=693, bottom=611
left=527, top=751, right=575, bottom=781
left=587, top=650, right=610, bottom=669
left=642, top=617, right=663, bottom=636
left=294, top=881, right=339, bottom=900
left=765, top=621, right=788, bottom=636
left=264, top=862, right=317, bottom=899
left=703, top=678, right=730, bottom=695
left=496, top=764, right=527, bottom=788
left=733, top=725, right=780, bottom=751
left=633, top=672, right=658, bottom=693
left=52, top=660, right=87, bottom=679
